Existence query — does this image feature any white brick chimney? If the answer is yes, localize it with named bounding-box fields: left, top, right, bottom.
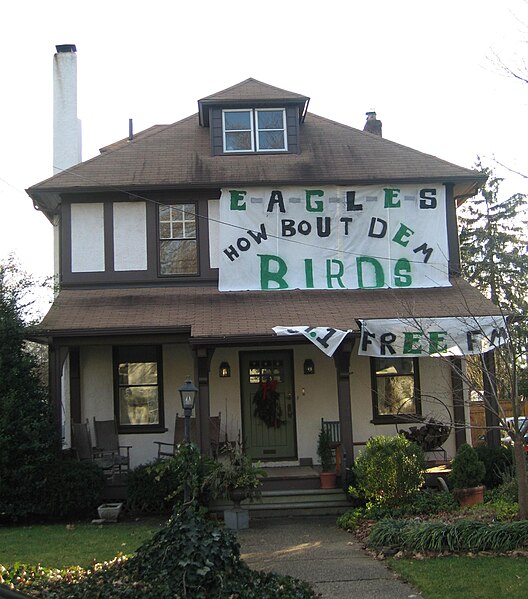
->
left=53, top=44, right=82, bottom=173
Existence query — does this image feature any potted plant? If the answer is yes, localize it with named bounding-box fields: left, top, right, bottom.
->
left=317, top=426, right=336, bottom=488
left=205, top=444, right=266, bottom=508
left=449, top=443, right=486, bottom=506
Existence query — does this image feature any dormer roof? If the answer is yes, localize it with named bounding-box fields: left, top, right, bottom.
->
left=198, top=78, right=310, bottom=126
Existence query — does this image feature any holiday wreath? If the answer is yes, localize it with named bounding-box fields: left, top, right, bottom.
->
left=253, top=379, right=285, bottom=428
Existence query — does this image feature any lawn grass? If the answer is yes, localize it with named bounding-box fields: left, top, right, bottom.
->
left=390, top=555, right=528, bottom=599
left=0, top=517, right=167, bottom=569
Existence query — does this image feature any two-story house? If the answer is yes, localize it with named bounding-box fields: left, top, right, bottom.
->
left=27, top=77, right=503, bottom=475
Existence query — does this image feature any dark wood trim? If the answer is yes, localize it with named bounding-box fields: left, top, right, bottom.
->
left=48, top=345, right=69, bottom=434
left=69, top=347, right=81, bottom=424
left=369, top=357, right=422, bottom=423
left=333, top=340, right=355, bottom=476
left=450, top=356, right=467, bottom=449
left=193, top=347, right=214, bottom=454
left=445, top=182, right=461, bottom=276
left=113, top=345, right=165, bottom=434
left=481, top=350, right=501, bottom=447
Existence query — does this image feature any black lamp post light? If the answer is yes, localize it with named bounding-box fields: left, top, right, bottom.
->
left=178, top=377, right=198, bottom=502
left=178, top=377, right=198, bottom=443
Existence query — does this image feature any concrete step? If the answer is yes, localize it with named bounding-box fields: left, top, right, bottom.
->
left=210, top=487, right=351, bottom=518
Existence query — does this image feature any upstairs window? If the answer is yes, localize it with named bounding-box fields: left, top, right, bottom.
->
left=223, top=109, right=287, bottom=153
left=159, top=204, right=198, bottom=275
left=371, top=357, right=421, bottom=423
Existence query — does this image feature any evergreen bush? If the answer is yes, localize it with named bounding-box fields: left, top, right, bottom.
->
left=353, top=435, right=425, bottom=503
left=42, top=458, right=105, bottom=518
left=0, top=259, right=60, bottom=521
left=474, top=444, right=513, bottom=489
left=449, top=443, right=486, bottom=489
left=126, top=443, right=214, bottom=513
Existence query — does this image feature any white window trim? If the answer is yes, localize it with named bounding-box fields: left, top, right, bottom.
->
left=222, top=109, right=254, bottom=153
left=222, top=108, right=288, bottom=153
left=255, top=108, right=288, bottom=152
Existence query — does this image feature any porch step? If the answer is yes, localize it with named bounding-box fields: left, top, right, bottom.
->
left=210, top=488, right=351, bottom=518
left=261, top=465, right=324, bottom=491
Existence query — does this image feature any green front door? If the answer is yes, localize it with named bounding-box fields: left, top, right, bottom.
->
left=240, top=350, right=297, bottom=460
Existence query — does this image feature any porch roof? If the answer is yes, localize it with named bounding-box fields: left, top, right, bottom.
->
left=33, top=278, right=502, bottom=342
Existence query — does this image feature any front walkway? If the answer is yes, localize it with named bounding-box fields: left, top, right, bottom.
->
left=236, top=515, right=422, bottom=599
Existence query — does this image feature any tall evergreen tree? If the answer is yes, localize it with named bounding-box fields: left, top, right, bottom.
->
left=458, top=160, right=528, bottom=518
left=0, top=257, right=60, bottom=517
left=459, top=160, right=527, bottom=312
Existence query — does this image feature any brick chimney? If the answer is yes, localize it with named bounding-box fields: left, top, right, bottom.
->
left=363, top=111, right=382, bottom=137
left=53, top=44, right=82, bottom=174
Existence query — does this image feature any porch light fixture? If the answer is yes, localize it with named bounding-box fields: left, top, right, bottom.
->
left=219, top=361, right=231, bottom=378
left=178, top=377, right=198, bottom=415
left=304, top=359, right=315, bottom=375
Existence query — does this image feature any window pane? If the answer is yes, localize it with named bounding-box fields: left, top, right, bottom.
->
left=224, top=111, right=251, bottom=130
left=159, top=205, right=171, bottom=221
left=160, top=239, right=198, bottom=274
left=159, top=222, right=171, bottom=239
left=225, top=131, right=252, bottom=151
left=119, top=386, right=159, bottom=425
left=377, top=375, right=416, bottom=415
left=376, top=358, right=414, bottom=376
left=258, top=130, right=285, bottom=150
left=258, top=110, right=284, bottom=129
left=172, top=222, right=183, bottom=238
left=185, top=221, right=196, bottom=237
left=119, top=361, right=157, bottom=386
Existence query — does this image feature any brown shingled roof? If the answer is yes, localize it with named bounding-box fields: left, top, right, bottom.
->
left=33, top=279, right=502, bottom=341
left=27, top=78, right=485, bottom=210
left=28, top=112, right=484, bottom=198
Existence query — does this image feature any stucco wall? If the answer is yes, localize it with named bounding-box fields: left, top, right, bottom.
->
left=76, top=342, right=458, bottom=469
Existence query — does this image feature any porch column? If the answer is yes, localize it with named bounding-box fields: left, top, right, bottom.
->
left=193, top=347, right=214, bottom=454
left=481, top=350, right=501, bottom=447
left=333, top=339, right=355, bottom=478
left=450, top=357, right=467, bottom=450
left=69, top=348, right=81, bottom=424
left=48, top=344, right=69, bottom=435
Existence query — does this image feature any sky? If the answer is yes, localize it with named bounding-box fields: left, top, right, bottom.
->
left=1, top=0, right=527, bottom=309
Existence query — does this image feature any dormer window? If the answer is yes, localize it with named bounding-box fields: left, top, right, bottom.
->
left=222, top=108, right=287, bottom=153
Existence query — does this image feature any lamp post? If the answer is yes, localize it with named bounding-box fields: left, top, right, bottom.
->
left=178, top=377, right=198, bottom=502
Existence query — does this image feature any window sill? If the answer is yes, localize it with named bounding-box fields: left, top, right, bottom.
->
left=118, top=425, right=168, bottom=435
left=370, top=416, right=422, bottom=426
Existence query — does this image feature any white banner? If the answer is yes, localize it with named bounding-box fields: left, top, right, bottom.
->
left=218, top=185, right=449, bottom=291
left=358, top=316, right=509, bottom=357
left=273, top=326, right=352, bottom=357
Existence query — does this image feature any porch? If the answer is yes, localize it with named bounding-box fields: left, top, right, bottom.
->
left=100, top=464, right=349, bottom=515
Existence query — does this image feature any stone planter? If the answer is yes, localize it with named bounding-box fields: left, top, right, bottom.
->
left=97, top=502, right=123, bottom=522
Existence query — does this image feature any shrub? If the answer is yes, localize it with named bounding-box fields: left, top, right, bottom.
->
left=7, top=508, right=318, bottom=598
left=474, top=444, right=513, bottom=489
left=42, top=458, right=105, bottom=518
left=317, top=427, right=334, bottom=472
left=337, top=489, right=457, bottom=530
left=0, top=260, right=61, bottom=521
left=353, top=435, right=425, bottom=503
left=449, top=443, right=486, bottom=489
left=368, top=518, right=528, bottom=552
left=126, top=443, right=214, bottom=513
left=204, top=444, right=266, bottom=503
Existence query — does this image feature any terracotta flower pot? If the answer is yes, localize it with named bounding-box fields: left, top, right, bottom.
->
left=319, top=471, right=337, bottom=489
left=455, top=485, right=485, bottom=507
